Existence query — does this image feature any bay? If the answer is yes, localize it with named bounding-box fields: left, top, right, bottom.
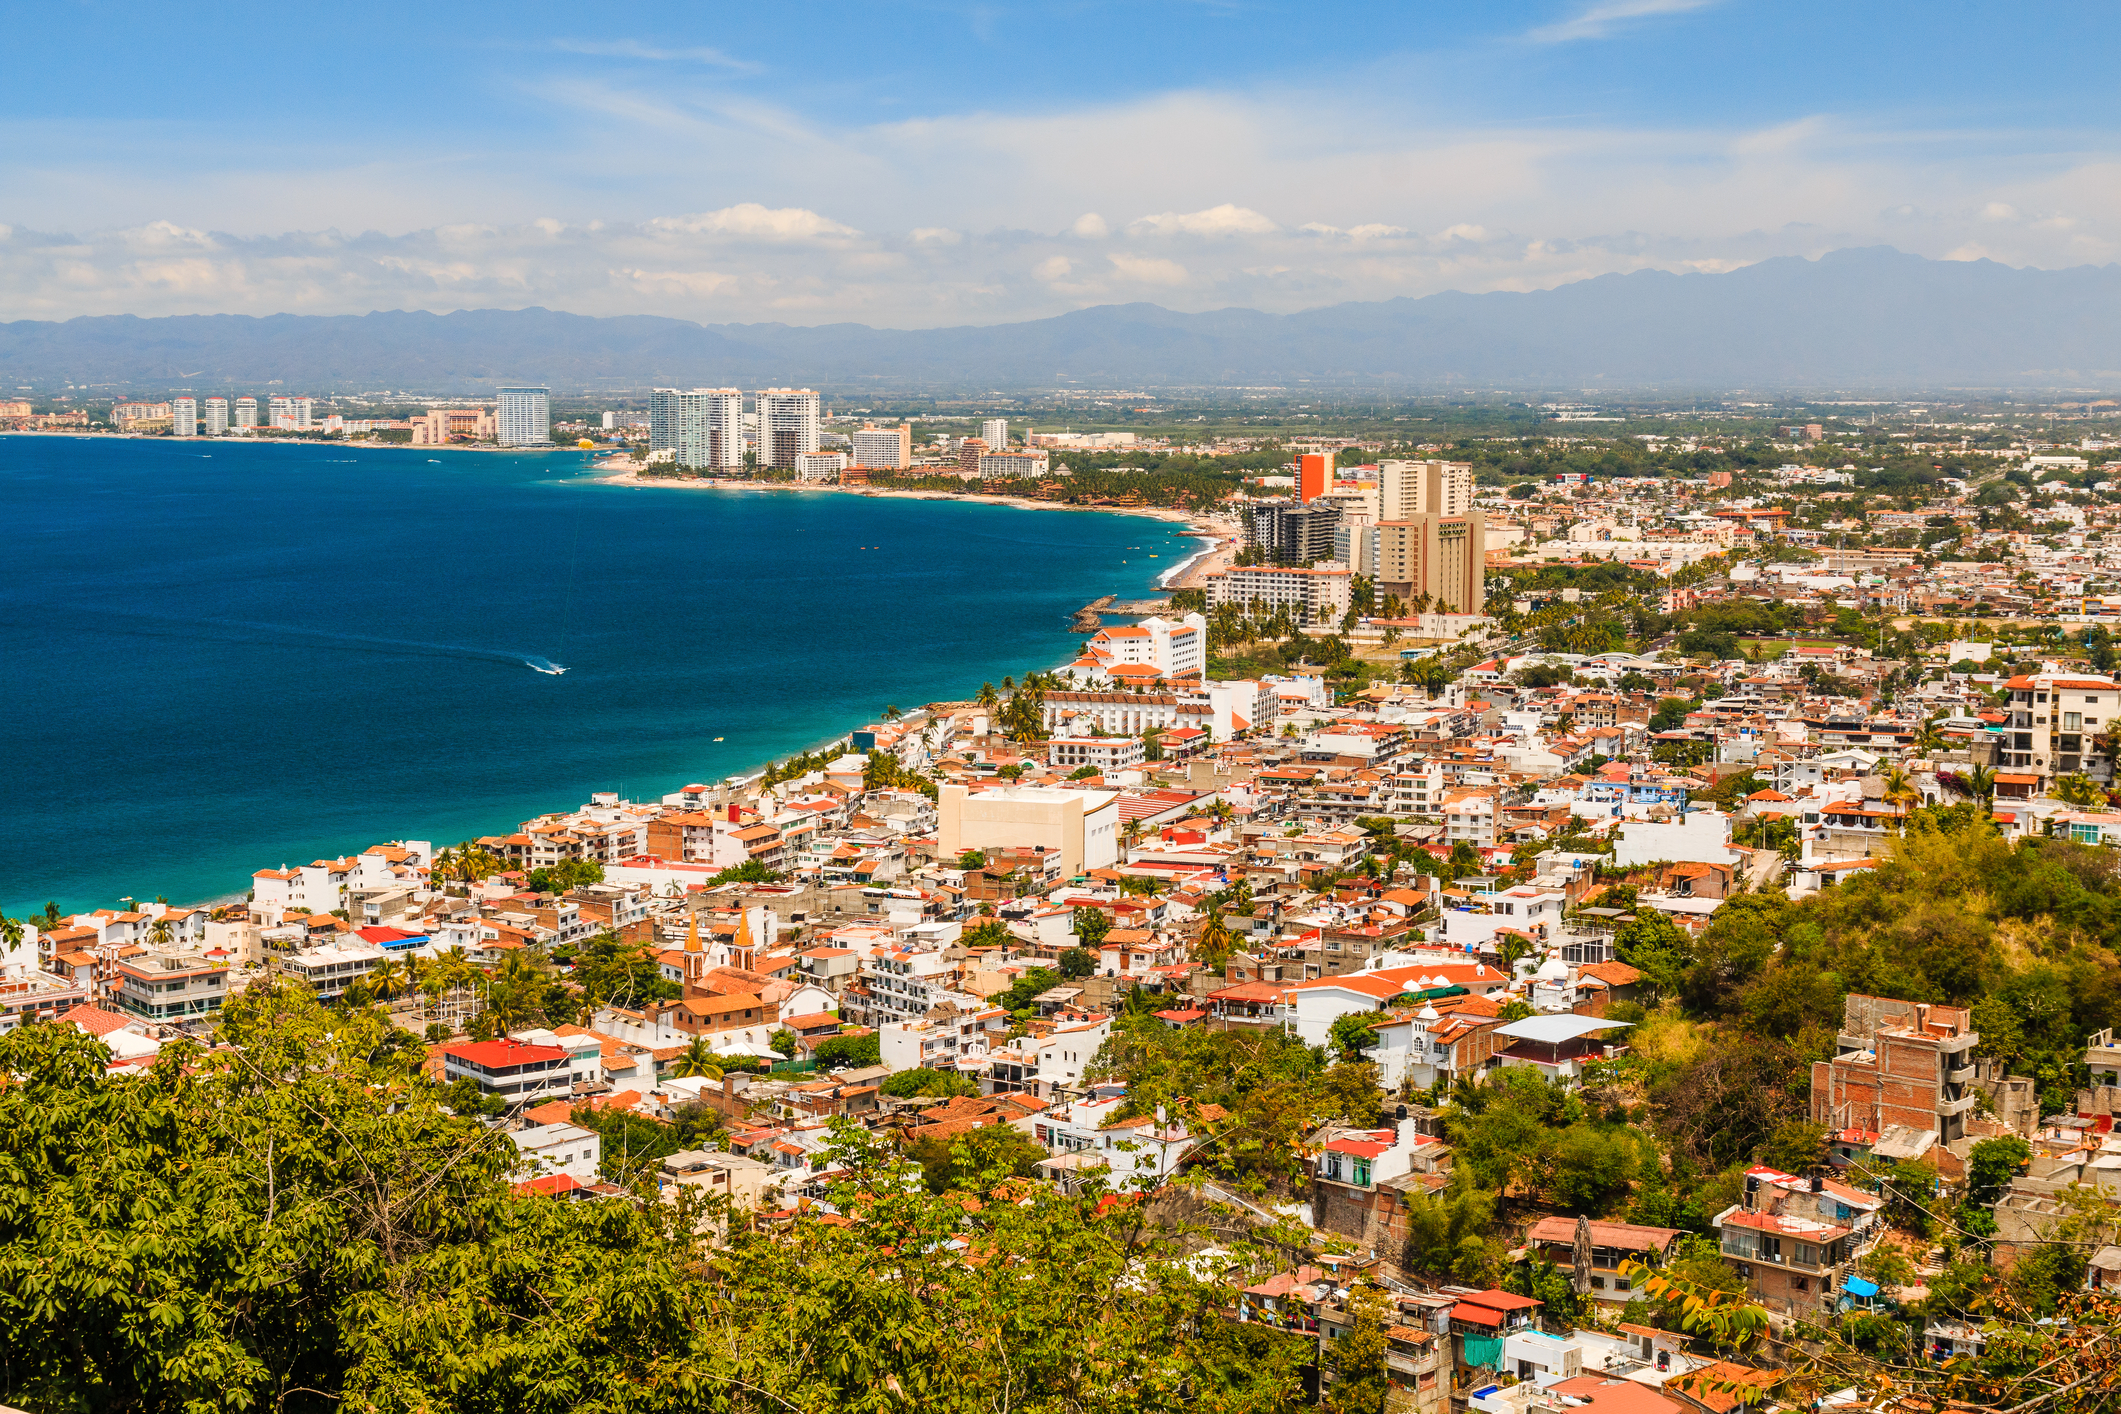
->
left=0, top=436, right=1195, bottom=916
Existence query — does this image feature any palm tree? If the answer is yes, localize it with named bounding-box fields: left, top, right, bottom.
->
left=1193, top=910, right=1235, bottom=969
left=673, top=1034, right=724, bottom=1080
left=367, top=957, right=407, bottom=1000
left=976, top=682, right=999, bottom=709
left=1879, top=765, right=1918, bottom=816
left=1495, top=932, right=1533, bottom=978
left=0, top=916, right=20, bottom=953
left=1965, top=764, right=1997, bottom=809
left=1913, top=715, right=1945, bottom=758
left=2054, top=772, right=2104, bottom=809
left=146, top=917, right=174, bottom=950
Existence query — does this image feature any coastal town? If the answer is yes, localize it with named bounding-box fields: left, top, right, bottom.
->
left=8, top=405, right=2121, bottom=1412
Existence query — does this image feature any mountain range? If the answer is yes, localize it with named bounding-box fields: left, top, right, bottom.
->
left=4, top=247, right=2119, bottom=392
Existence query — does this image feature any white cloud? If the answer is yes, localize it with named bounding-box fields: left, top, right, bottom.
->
left=6, top=81, right=2121, bottom=327
left=1127, top=204, right=1279, bottom=238
left=644, top=204, right=857, bottom=241
left=1528, top=0, right=1719, bottom=44
left=1107, top=253, right=1191, bottom=285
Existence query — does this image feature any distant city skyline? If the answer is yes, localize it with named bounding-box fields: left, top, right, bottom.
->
left=3, top=2, right=2119, bottom=326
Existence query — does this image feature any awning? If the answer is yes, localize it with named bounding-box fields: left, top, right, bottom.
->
left=1841, top=1276, right=1880, bottom=1298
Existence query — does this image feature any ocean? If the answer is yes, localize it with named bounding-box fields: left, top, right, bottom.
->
left=0, top=437, right=1198, bottom=917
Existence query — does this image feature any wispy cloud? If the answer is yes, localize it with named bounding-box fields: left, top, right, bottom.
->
left=549, top=38, right=755, bottom=70
left=1527, top=0, right=1718, bottom=44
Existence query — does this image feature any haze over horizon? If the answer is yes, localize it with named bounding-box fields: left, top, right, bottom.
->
left=6, top=1, right=2121, bottom=329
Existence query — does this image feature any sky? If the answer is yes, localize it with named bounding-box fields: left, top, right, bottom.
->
left=4, top=0, right=2120, bottom=327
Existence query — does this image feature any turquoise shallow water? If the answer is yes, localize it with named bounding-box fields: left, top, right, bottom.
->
left=0, top=437, right=1193, bottom=916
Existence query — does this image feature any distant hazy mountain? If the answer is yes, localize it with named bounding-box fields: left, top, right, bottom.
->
left=4, top=247, right=2119, bottom=392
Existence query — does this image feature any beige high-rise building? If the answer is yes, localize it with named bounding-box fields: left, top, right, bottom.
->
left=851, top=422, right=913, bottom=469
left=1376, top=512, right=1487, bottom=614
left=1379, top=460, right=1472, bottom=520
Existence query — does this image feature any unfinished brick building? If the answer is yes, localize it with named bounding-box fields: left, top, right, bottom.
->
left=1812, top=994, right=1982, bottom=1164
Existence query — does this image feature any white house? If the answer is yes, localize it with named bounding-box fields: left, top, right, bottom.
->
left=510, top=1122, right=602, bottom=1186
left=1282, top=962, right=1509, bottom=1048
left=1036, top=1016, right=1112, bottom=1095
left=1033, top=1091, right=1198, bottom=1189
left=1612, top=810, right=1735, bottom=868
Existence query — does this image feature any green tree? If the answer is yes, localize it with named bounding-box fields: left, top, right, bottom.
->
left=878, top=1067, right=978, bottom=1099
left=673, top=1034, right=724, bottom=1080
left=1324, top=1282, right=1390, bottom=1414
left=812, top=1032, right=882, bottom=1069
left=769, top=1028, right=799, bottom=1059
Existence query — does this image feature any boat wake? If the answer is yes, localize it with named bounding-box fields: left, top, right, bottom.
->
left=24, top=603, right=567, bottom=676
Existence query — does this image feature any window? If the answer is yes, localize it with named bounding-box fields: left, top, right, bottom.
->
left=2066, top=712, right=2083, bottom=730
left=1351, top=1158, right=1371, bottom=1186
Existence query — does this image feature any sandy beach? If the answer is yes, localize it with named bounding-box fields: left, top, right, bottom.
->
left=593, top=464, right=1242, bottom=549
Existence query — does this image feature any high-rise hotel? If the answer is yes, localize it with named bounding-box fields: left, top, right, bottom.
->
left=755, top=389, right=820, bottom=468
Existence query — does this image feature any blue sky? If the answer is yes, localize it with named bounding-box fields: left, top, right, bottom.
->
left=4, top=1, right=2119, bottom=324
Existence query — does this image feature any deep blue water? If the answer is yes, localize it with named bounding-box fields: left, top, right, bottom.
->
left=0, top=437, right=1194, bottom=916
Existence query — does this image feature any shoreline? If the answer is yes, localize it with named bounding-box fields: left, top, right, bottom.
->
left=589, top=465, right=1235, bottom=537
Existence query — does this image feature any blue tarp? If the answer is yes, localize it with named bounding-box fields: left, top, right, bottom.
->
left=1842, top=1276, right=1880, bottom=1298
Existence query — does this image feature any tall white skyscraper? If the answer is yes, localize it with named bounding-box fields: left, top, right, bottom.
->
left=171, top=398, right=198, bottom=436
left=496, top=387, right=551, bottom=447
left=677, top=389, right=744, bottom=469
left=754, top=389, right=821, bottom=468
left=234, top=396, right=258, bottom=429
left=982, top=418, right=1009, bottom=449
left=851, top=423, right=912, bottom=470
left=648, top=388, right=680, bottom=454
left=203, top=397, right=228, bottom=434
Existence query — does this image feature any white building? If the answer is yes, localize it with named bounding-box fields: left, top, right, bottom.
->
left=1083, top=613, right=1208, bottom=680
left=1205, top=564, right=1352, bottom=619
left=1612, top=811, right=1735, bottom=868
left=977, top=450, right=1051, bottom=478
left=794, top=451, right=847, bottom=482
left=1282, top=962, right=1510, bottom=1047
left=850, top=423, right=911, bottom=470
left=1048, top=735, right=1145, bottom=775
left=648, top=388, right=681, bottom=455
left=510, top=1122, right=602, bottom=1185
left=981, top=418, right=1009, bottom=449
left=234, top=396, right=258, bottom=429
left=1036, top=1016, right=1111, bottom=1093
left=268, top=396, right=315, bottom=430
left=496, top=387, right=551, bottom=447
left=678, top=388, right=743, bottom=468
left=203, top=397, right=227, bottom=434
left=171, top=398, right=197, bottom=436
left=755, top=388, right=821, bottom=467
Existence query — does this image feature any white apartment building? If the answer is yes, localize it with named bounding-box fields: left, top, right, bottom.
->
left=981, top=417, right=1009, bottom=449
left=234, top=396, right=258, bottom=429
left=1084, top=612, right=1208, bottom=680
left=1442, top=790, right=1499, bottom=847
left=1039, top=690, right=1215, bottom=739
left=171, top=398, right=197, bottom=436
left=1036, top=1016, right=1111, bottom=1094
left=1205, top=564, right=1352, bottom=619
left=1048, top=734, right=1146, bottom=774
left=677, top=388, right=743, bottom=468
left=268, top=396, right=315, bottom=431
left=850, top=423, right=912, bottom=469
left=977, top=450, right=1051, bottom=478
left=1034, top=1092, right=1196, bottom=1187
left=755, top=388, right=821, bottom=467
left=648, top=388, right=680, bottom=455
left=794, top=451, right=846, bottom=482
left=203, top=397, right=228, bottom=434
left=495, top=387, right=551, bottom=447
left=2001, top=670, right=2120, bottom=785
